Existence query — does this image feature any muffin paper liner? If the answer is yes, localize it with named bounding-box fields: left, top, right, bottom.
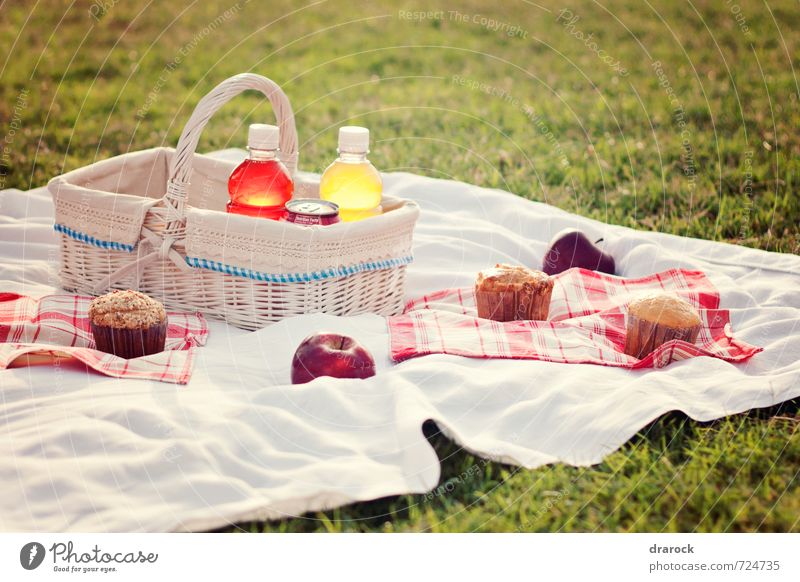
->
left=91, top=320, right=167, bottom=359
left=475, top=283, right=553, bottom=322
left=623, top=314, right=701, bottom=359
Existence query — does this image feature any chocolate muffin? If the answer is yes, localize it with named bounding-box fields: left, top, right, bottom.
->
left=623, top=293, right=702, bottom=359
left=89, top=290, right=167, bottom=359
left=475, top=263, right=553, bottom=322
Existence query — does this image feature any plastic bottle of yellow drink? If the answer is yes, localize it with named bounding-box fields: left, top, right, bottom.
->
left=320, top=126, right=382, bottom=222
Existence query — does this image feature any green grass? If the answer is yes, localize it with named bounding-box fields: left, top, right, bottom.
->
left=1, top=0, right=798, bottom=532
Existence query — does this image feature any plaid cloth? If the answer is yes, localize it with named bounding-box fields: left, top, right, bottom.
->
left=0, top=293, right=208, bottom=384
left=389, top=268, right=762, bottom=369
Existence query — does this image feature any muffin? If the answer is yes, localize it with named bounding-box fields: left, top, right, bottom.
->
left=475, top=264, right=554, bottom=322
left=89, top=290, right=167, bottom=359
left=623, top=293, right=702, bottom=358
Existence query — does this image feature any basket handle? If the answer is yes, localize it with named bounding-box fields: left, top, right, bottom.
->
left=162, top=73, right=299, bottom=234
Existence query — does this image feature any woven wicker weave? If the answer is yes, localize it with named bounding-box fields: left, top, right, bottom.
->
left=48, top=73, right=419, bottom=331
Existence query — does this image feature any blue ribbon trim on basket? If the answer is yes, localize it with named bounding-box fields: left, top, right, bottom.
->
left=184, top=255, right=414, bottom=283
left=54, top=224, right=136, bottom=252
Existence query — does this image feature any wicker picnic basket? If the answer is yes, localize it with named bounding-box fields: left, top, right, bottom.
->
left=47, top=73, right=420, bottom=330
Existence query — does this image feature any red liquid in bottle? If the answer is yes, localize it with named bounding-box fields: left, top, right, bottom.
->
left=227, top=124, right=294, bottom=220
left=227, top=156, right=294, bottom=220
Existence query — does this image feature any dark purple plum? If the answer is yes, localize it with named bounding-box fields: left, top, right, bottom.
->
left=542, top=228, right=616, bottom=275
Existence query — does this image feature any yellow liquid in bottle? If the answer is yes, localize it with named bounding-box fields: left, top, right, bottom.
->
left=319, top=159, right=382, bottom=222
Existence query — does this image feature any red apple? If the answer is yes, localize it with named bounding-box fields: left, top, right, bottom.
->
left=291, top=332, right=376, bottom=384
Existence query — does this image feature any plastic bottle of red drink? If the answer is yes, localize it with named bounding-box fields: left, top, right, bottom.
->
left=227, top=124, right=294, bottom=219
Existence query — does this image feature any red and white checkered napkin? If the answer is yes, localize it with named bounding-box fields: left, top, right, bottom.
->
left=389, top=269, right=762, bottom=369
left=0, top=293, right=208, bottom=384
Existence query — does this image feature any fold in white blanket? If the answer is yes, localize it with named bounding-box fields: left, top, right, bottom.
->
left=0, top=150, right=798, bottom=532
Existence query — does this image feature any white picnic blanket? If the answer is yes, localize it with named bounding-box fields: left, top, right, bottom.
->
left=1, top=150, right=798, bottom=532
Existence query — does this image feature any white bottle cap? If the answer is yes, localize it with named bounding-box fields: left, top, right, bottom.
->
left=248, top=123, right=280, bottom=150
left=338, top=126, right=370, bottom=153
